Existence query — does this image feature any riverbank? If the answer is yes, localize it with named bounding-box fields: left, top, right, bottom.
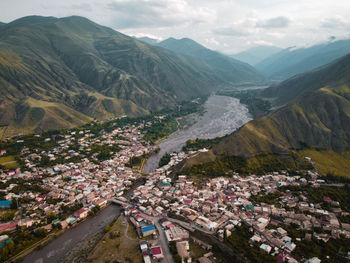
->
left=20, top=204, right=120, bottom=263
left=20, top=177, right=144, bottom=263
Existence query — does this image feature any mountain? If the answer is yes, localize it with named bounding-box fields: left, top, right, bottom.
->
left=261, top=54, right=350, bottom=106
left=0, top=16, right=264, bottom=137
left=136, top=36, right=159, bottom=45
left=256, top=38, right=350, bottom=80
left=230, top=46, right=282, bottom=66
left=213, top=53, right=350, bottom=158
left=156, top=37, right=266, bottom=84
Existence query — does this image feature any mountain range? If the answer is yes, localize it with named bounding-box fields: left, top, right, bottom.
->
left=256, top=38, right=350, bottom=80
left=0, top=16, right=264, bottom=137
left=230, top=45, right=282, bottom=66
left=213, top=53, right=350, bottom=158
left=155, top=38, right=266, bottom=84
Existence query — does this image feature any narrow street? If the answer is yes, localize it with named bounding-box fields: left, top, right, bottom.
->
left=154, top=218, right=174, bottom=263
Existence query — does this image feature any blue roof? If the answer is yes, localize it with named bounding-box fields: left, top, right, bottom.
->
left=0, top=200, right=12, bottom=206
left=141, top=225, right=155, bottom=233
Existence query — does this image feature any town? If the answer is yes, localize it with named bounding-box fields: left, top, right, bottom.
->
left=0, top=116, right=349, bottom=263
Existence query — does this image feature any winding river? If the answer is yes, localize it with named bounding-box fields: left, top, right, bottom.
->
left=143, top=95, right=252, bottom=173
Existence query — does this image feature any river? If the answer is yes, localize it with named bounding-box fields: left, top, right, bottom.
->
left=22, top=205, right=120, bottom=263
left=21, top=178, right=144, bottom=263
left=143, top=95, right=252, bottom=173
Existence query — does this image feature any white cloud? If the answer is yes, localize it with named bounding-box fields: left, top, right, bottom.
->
left=256, top=16, right=290, bottom=28
left=0, top=0, right=350, bottom=52
left=321, top=16, right=350, bottom=30
left=106, top=0, right=214, bottom=29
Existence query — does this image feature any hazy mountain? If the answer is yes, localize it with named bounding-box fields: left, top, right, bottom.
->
left=230, top=46, right=282, bottom=66
left=136, top=36, right=159, bottom=45
left=213, top=53, right=350, bottom=157
left=157, top=37, right=266, bottom=83
left=256, top=38, right=350, bottom=80
left=0, top=16, right=263, bottom=137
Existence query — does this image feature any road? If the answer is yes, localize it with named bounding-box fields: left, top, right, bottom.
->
left=154, top=218, right=174, bottom=263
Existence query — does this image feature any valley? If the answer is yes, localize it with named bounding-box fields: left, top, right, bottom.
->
left=0, top=8, right=350, bottom=263
left=143, top=94, right=252, bottom=173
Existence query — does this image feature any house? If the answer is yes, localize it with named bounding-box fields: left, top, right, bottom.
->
left=74, top=208, right=88, bottom=219
left=260, top=243, right=272, bottom=254
left=95, top=198, right=107, bottom=208
left=0, top=200, right=12, bottom=209
left=176, top=241, right=191, bottom=262
left=304, top=257, right=321, bottom=263
left=0, top=222, right=18, bottom=233
left=141, top=225, right=156, bottom=237
left=151, top=246, right=164, bottom=261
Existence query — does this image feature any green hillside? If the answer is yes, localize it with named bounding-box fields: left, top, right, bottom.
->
left=0, top=16, right=263, bottom=137
left=261, top=54, right=350, bottom=105
left=214, top=85, right=350, bottom=157
left=208, top=54, right=350, bottom=176
left=157, top=37, right=266, bottom=84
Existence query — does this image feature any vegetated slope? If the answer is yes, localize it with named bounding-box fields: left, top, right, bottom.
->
left=213, top=54, right=350, bottom=157
left=230, top=45, right=282, bottom=66
left=261, top=53, right=350, bottom=105
left=157, top=37, right=266, bottom=84
left=256, top=38, right=350, bottom=80
left=0, top=16, right=255, bottom=136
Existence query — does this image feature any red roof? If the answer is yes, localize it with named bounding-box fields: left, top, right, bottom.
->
left=276, top=254, right=286, bottom=262
left=138, top=213, right=148, bottom=219
left=323, top=196, right=332, bottom=202
left=151, top=246, right=162, bottom=255
left=74, top=208, right=87, bottom=216
left=0, top=222, right=18, bottom=232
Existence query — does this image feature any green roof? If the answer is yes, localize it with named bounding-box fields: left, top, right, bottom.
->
left=158, top=181, right=171, bottom=187
left=246, top=204, right=254, bottom=211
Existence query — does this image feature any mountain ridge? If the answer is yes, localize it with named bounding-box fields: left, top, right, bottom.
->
left=256, top=39, right=350, bottom=80
left=0, top=16, right=264, bottom=137
left=156, top=37, right=266, bottom=84
left=230, top=45, right=282, bottom=66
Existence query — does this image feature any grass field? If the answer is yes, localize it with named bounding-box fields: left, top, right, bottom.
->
left=190, top=240, right=207, bottom=259
left=88, top=215, right=143, bottom=263
left=0, top=155, right=18, bottom=169
left=298, top=149, right=350, bottom=178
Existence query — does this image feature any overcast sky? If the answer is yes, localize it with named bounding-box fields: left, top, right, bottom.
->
left=1, top=0, right=350, bottom=53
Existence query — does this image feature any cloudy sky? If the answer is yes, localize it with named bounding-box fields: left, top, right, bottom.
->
left=1, top=0, right=350, bottom=53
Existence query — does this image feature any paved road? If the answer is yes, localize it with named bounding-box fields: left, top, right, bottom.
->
left=154, top=218, right=174, bottom=263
